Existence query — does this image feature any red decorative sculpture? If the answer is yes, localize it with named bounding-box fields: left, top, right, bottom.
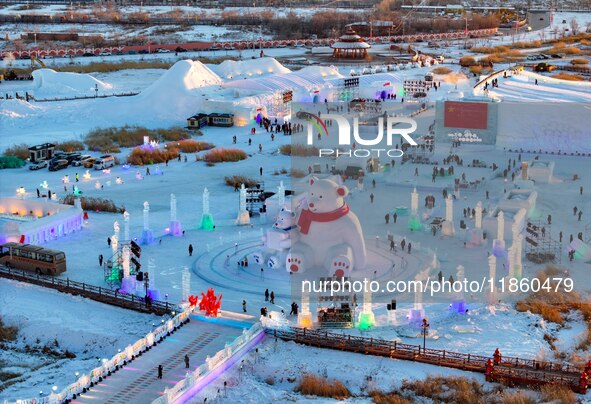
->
left=188, top=294, right=199, bottom=307
left=198, top=288, right=222, bottom=317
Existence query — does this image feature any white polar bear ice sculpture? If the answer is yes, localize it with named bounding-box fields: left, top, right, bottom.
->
left=253, top=208, right=297, bottom=269
left=287, top=176, right=366, bottom=277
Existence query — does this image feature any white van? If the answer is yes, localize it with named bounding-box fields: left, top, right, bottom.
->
left=93, top=155, right=115, bottom=170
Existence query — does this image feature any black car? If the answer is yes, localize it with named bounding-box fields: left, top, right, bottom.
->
left=175, top=46, right=188, bottom=52
left=82, top=52, right=95, bottom=57
left=49, top=159, right=69, bottom=171
left=63, top=153, right=82, bottom=163
left=138, top=49, right=150, bottom=54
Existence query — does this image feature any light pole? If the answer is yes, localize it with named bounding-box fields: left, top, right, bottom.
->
left=421, top=317, right=430, bottom=353
left=144, top=272, right=150, bottom=307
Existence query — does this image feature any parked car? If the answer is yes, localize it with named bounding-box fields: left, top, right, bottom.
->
left=175, top=46, right=188, bottom=52
left=72, top=155, right=92, bottom=166
left=49, top=159, right=69, bottom=171
left=138, top=49, right=149, bottom=54
left=98, top=51, right=111, bottom=56
left=551, top=54, right=563, bottom=59
left=156, top=48, right=171, bottom=53
left=29, top=160, right=48, bottom=170
left=128, top=50, right=138, bottom=55
left=93, top=155, right=115, bottom=170
left=62, top=153, right=82, bottom=164
left=83, top=158, right=97, bottom=168
left=82, top=52, right=95, bottom=57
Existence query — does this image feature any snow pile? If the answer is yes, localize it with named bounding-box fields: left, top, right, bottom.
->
left=224, top=65, right=343, bottom=93
left=0, top=99, right=43, bottom=120
left=0, top=279, right=153, bottom=401
left=139, top=59, right=222, bottom=99
left=209, top=57, right=291, bottom=80
left=124, top=60, right=223, bottom=121
left=32, top=68, right=113, bottom=96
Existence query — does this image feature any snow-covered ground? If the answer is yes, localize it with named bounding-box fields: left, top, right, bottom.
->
left=1, top=23, right=591, bottom=401
left=0, top=279, right=156, bottom=401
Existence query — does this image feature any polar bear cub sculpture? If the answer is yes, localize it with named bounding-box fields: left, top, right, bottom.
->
left=287, top=176, right=366, bottom=277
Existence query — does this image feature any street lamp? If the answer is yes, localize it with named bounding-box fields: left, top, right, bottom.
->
left=421, top=318, right=430, bottom=353
left=144, top=272, right=150, bottom=302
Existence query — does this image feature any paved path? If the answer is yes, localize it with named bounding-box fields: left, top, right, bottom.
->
left=75, top=319, right=243, bottom=404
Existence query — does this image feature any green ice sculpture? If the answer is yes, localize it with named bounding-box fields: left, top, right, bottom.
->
left=200, top=188, right=215, bottom=231
left=200, top=213, right=215, bottom=231
left=408, top=214, right=422, bottom=231
left=358, top=312, right=375, bottom=330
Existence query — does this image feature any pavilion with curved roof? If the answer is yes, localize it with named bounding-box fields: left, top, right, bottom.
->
left=331, top=28, right=371, bottom=59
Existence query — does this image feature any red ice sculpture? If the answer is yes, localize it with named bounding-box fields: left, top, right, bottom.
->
left=188, top=294, right=199, bottom=307
left=198, top=288, right=222, bottom=317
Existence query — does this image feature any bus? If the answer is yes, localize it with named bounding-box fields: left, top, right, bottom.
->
left=0, top=243, right=66, bottom=275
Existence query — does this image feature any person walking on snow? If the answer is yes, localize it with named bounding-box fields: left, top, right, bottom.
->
left=184, top=354, right=190, bottom=369
left=270, top=291, right=275, bottom=304
left=242, top=300, right=247, bottom=312
left=157, top=364, right=163, bottom=379
left=99, top=254, right=103, bottom=267
left=265, top=289, right=269, bottom=301
left=188, top=244, right=193, bottom=257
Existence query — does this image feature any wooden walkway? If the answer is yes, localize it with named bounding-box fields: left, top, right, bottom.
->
left=0, top=266, right=175, bottom=315
left=267, top=327, right=587, bottom=393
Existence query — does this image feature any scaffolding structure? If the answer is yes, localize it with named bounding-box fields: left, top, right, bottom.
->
left=266, top=90, right=292, bottom=120
left=317, top=276, right=354, bottom=329
left=525, top=220, right=562, bottom=264
left=335, top=77, right=360, bottom=102
left=103, top=241, right=141, bottom=287
left=245, top=181, right=266, bottom=215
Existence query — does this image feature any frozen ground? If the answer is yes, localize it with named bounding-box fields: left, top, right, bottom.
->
left=0, top=278, right=156, bottom=401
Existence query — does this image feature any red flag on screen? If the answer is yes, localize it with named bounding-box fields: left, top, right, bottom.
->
left=444, top=101, right=488, bottom=130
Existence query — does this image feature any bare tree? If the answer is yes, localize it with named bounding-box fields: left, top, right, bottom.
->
left=570, top=19, right=580, bottom=35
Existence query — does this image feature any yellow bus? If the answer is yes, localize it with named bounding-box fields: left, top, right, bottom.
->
left=0, top=242, right=66, bottom=275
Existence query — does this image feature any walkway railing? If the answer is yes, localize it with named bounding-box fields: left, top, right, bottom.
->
left=0, top=266, right=174, bottom=315
left=4, top=309, right=191, bottom=404
left=266, top=326, right=585, bottom=392
left=153, top=322, right=265, bottom=404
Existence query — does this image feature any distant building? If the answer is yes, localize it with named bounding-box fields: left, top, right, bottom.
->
left=28, top=143, right=55, bottom=163
left=208, top=113, right=234, bottom=127
left=331, top=28, right=370, bottom=59
left=187, top=113, right=208, bottom=129
left=187, top=113, right=234, bottom=128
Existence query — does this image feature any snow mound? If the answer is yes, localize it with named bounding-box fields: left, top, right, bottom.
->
left=209, top=57, right=291, bottom=80
left=139, top=59, right=222, bottom=99
left=32, top=68, right=112, bottom=96
left=0, top=99, right=44, bottom=120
